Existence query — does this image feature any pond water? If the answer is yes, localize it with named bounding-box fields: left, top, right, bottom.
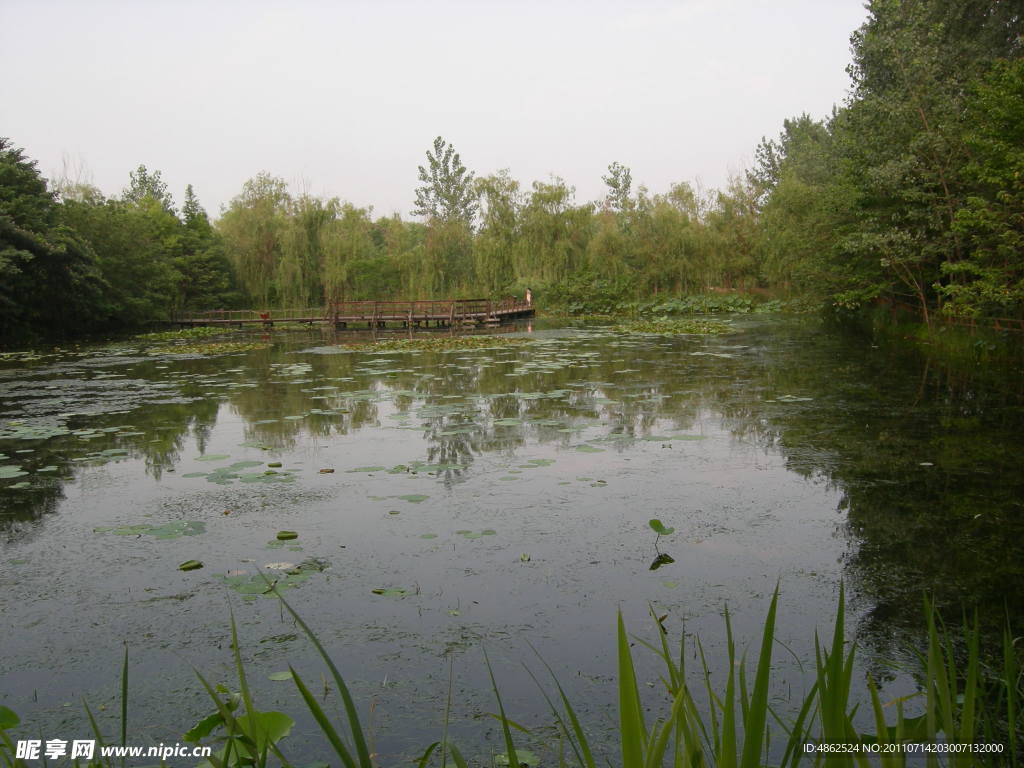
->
left=1, top=317, right=1022, bottom=763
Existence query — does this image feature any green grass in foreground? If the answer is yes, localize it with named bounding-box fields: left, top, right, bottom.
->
left=0, top=584, right=1020, bottom=768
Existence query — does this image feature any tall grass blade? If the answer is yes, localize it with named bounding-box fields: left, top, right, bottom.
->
left=739, top=583, right=778, bottom=768
left=719, top=610, right=738, bottom=766
left=482, top=645, right=518, bottom=768
left=524, top=646, right=596, bottom=768
left=120, top=644, right=128, bottom=756
left=265, top=577, right=373, bottom=768
left=288, top=664, right=357, bottom=768
left=617, top=610, right=647, bottom=768
left=1005, top=622, right=1020, bottom=767
left=415, top=742, right=440, bottom=768
left=81, top=699, right=112, bottom=768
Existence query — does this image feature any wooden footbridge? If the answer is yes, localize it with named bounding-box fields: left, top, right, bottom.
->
left=171, top=298, right=535, bottom=329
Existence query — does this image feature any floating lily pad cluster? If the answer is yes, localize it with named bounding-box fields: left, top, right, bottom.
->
left=615, top=318, right=735, bottom=335
left=95, top=520, right=207, bottom=539
left=183, top=459, right=297, bottom=485
left=340, top=336, right=533, bottom=354
left=221, top=558, right=328, bottom=599
left=456, top=529, right=496, bottom=539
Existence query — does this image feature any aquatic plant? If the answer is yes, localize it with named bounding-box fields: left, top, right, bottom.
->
left=136, top=327, right=238, bottom=341
left=1, top=587, right=1019, bottom=768
left=338, top=335, right=534, bottom=353
left=615, top=318, right=735, bottom=335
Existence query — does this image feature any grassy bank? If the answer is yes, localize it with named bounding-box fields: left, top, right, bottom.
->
left=1, top=585, right=1019, bottom=768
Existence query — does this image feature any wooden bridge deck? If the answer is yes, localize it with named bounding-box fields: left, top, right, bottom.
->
left=172, top=298, right=535, bottom=328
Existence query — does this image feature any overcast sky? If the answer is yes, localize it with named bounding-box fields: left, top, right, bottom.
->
left=2, top=0, right=869, bottom=219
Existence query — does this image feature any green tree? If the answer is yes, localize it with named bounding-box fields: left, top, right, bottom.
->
left=602, top=161, right=633, bottom=216
left=0, top=137, right=106, bottom=339
left=413, top=136, right=478, bottom=226
left=940, top=59, right=1024, bottom=319
left=123, top=164, right=175, bottom=213
left=218, top=173, right=291, bottom=306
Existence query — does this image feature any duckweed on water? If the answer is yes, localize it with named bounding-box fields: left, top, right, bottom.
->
left=94, top=521, right=206, bottom=539
left=136, top=327, right=236, bottom=341
left=147, top=341, right=269, bottom=356
left=614, top=317, right=735, bottom=335
left=338, top=335, right=534, bottom=353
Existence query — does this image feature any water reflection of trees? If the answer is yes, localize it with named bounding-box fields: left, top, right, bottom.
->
left=6, top=324, right=1024, bottom=670
left=712, top=329, right=1024, bottom=660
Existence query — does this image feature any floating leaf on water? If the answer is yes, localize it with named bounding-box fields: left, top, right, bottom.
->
left=319, top=468, right=335, bottom=473
left=229, top=460, right=264, bottom=469
left=264, top=562, right=296, bottom=570
left=9, top=481, right=30, bottom=489
left=267, top=462, right=282, bottom=468
left=520, top=553, right=531, bottom=562
left=496, top=750, right=539, bottom=766
left=388, top=510, right=401, bottom=515
left=459, top=529, right=496, bottom=539
left=662, top=581, right=679, bottom=589
left=95, top=521, right=206, bottom=539
left=349, top=466, right=388, bottom=473
left=0, top=466, right=29, bottom=479
left=371, top=588, right=406, bottom=597
left=276, top=531, right=298, bottom=540
left=196, top=454, right=231, bottom=462
left=575, top=444, right=604, bottom=453
left=268, top=670, right=293, bottom=681
left=419, top=533, right=438, bottom=539
left=178, top=559, right=203, bottom=571
left=648, top=519, right=675, bottom=536
left=397, top=494, right=429, bottom=503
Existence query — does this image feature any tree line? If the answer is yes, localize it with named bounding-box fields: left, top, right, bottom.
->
left=1, top=0, right=1020, bottom=341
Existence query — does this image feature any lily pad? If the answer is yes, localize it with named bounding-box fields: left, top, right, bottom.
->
left=396, top=494, right=429, bottom=503
left=268, top=670, right=293, bottom=681
left=348, top=466, right=388, bottom=473
left=575, top=444, right=604, bottom=453
left=371, top=588, right=406, bottom=597
left=178, top=560, right=204, bottom=571
left=196, top=454, right=231, bottom=462
left=496, top=750, right=539, bottom=766
left=649, top=519, right=675, bottom=536
left=276, top=531, right=299, bottom=540
left=0, top=466, right=29, bottom=479
left=95, top=521, right=206, bottom=539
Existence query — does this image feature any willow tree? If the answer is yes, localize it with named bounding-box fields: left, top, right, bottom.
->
left=320, top=203, right=377, bottom=301
left=473, top=170, right=521, bottom=292
left=218, top=173, right=290, bottom=306
left=277, top=194, right=335, bottom=308
left=514, top=178, right=593, bottom=286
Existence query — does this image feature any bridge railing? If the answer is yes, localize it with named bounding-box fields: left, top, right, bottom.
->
left=172, top=298, right=533, bottom=324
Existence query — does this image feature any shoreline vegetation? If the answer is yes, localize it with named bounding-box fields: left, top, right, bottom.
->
left=0, top=585, right=1019, bottom=768
left=2, top=5, right=1022, bottom=349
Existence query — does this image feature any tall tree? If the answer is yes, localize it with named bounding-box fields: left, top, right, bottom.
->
left=413, top=136, right=478, bottom=226
left=0, top=137, right=106, bottom=339
left=123, top=164, right=175, bottom=213
left=601, top=161, right=633, bottom=215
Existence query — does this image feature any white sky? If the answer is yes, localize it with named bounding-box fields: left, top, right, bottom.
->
left=1, top=0, right=869, bottom=219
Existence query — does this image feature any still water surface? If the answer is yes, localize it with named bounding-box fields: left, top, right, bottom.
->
left=1, top=317, right=1021, bottom=761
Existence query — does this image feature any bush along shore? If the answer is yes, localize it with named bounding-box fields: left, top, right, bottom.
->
left=1, top=583, right=1019, bottom=768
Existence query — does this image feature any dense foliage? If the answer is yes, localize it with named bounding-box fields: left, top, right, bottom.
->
left=1, top=0, right=1020, bottom=342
